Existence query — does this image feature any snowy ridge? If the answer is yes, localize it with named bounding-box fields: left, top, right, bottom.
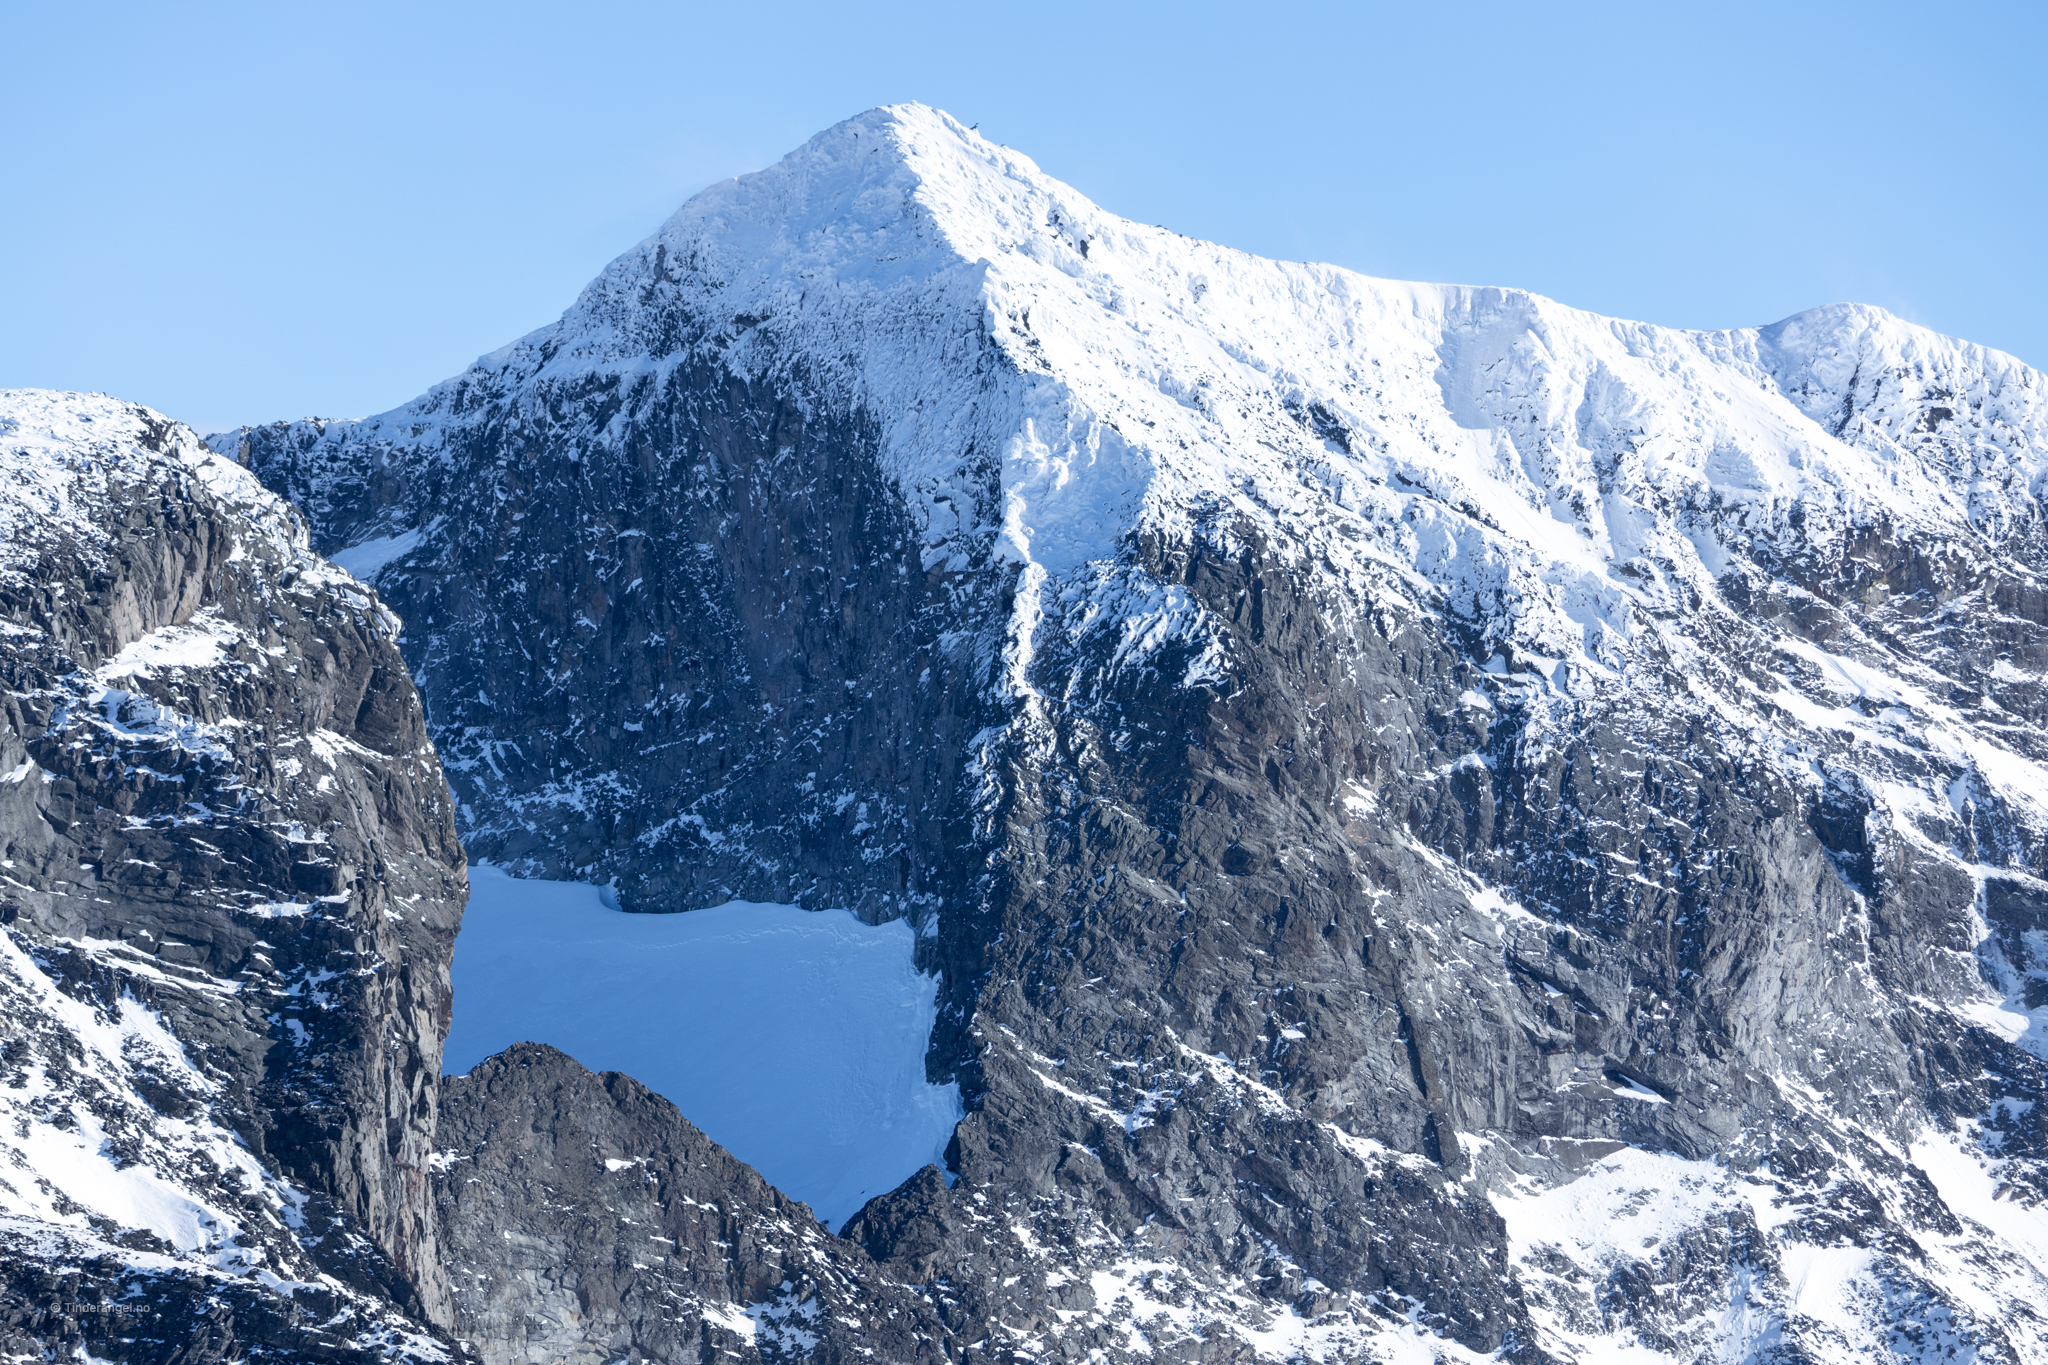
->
left=1, top=391, right=339, bottom=592
left=255, top=104, right=2048, bottom=766
left=343, top=105, right=2045, bottom=634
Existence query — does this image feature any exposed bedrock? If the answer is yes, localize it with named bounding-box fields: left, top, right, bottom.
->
left=224, top=363, right=1003, bottom=927
left=435, top=1044, right=952, bottom=1365
left=0, top=393, right=466, bottom=1361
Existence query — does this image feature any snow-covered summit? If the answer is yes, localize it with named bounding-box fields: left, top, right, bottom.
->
left=333, top=105, right=2046, bottom=668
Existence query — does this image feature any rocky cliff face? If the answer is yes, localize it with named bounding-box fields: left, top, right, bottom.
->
left=0, top=392, right=466, bottom=1362
left=210, top=105, right=2048, bottom=1363
left=215, top=367, right=998, bottom=927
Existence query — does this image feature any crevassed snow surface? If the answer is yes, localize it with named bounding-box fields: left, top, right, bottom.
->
left=443, top=864, right=960, bottom=1228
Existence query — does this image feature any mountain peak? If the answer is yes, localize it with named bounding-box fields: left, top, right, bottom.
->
left=194, top=109, right=2048, bottom=1365
left=369, top=109, right=2048, bottom=632
left=653, top=102, right=1072, bottom=260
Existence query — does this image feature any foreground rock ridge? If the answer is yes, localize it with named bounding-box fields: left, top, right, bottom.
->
left=435, top=1044, right=955, bottom=1365
left=0, top=392, right=464, bottom=1360
left=12, top=100, right=2045, bottom=1363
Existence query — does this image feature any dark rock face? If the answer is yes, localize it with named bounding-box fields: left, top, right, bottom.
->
left=435, top=1044, right=950, bottom=1365
left=219, top=369, right=1000, bottom=929
left=0, top=392, right=466, bottom=1362
left=914, top=547, right=1540, bottom=1354
left=208, top=106, right=2048, bottom=1363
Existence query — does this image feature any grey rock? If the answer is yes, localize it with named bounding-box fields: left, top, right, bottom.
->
left=435, top=1043, right=951, bottom=1365
left=0, top=392, right=466, bottom=1361
left=218, top=366, right=996, bottom=931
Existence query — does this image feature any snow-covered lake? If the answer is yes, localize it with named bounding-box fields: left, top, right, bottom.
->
left=443, top=865, right=960, bottom=1229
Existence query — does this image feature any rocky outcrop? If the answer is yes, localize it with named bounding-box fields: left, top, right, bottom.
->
left=217, top=106, right=2048, bottom=1363
left=0, top=391, right=466, bottom=1361
left=435, top=1044, right=950, bottom=1365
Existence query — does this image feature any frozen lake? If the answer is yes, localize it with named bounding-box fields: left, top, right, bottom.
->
left=442, top=865, right=960, bottom=1229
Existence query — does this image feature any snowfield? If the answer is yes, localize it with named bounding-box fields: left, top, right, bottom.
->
left=443, top=865, right=961, bottom=1228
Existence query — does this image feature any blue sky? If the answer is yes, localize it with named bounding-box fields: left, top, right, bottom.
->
left=4, top=1, right=2042, bottom=432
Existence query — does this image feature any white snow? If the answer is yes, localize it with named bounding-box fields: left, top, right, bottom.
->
left=442, top=864, right=960, bottom=1228
left=0, top=389, right=322, bottom=590
left=330, top=528, right=423, bottom=583
left=700, top=1300, right=757, bottom=1342
left=1493, top=1148, right=1739, bottom=1277
left=1607, top=1075, right=1670, bottom=1103
left=94, top=608, right=241, bottom=678
left=0, top=929, right=286, bottom=1273
left=1492, top=1149, right=1781, bottom=1364
left=323, top=104, right=2048, bottom=753
left=1489, top=1136, right=2048, bottom=1364
left=1906, top=1127, right=2048, bottom=1305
